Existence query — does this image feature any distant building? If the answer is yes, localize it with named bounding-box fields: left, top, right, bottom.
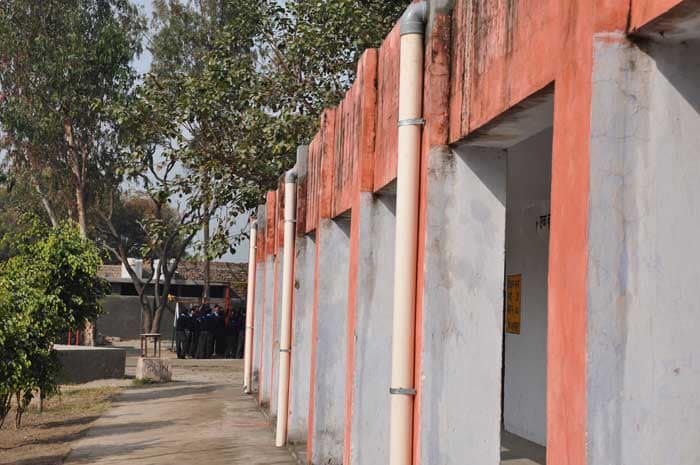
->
left=97, top=260, right=247, bottom=339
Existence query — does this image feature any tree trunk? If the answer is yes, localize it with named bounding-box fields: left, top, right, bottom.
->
left=203, top=214, right=211, bottom=299
left=31, top=181, right=58, bottom=228
left=142, top=302, right=153, bottom=335
left=75, top=184, right=95, bottom=344
left=151, top=303, right=165, bottom=334
left=75, top=185, right=88, bottom=238
left=41, top=196, right=59, bottom=228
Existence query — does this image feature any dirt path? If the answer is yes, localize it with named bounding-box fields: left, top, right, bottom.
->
left=63, top=359, right=297, bottom=465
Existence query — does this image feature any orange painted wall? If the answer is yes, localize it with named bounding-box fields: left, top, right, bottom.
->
left=631, top=0, right=686, bottom=30
left=413, top=10, right=452, bottom=465
left=297, top=158, right=308, bottom=237
left=446, top=2, right=598, bottom=464
left=305, top=133, right=322, bottom=234
left=319, top=110, right=337, bottom=220
left=332, top=50, right=378, bottom=217
left=373, top=25, right=401, bottom=191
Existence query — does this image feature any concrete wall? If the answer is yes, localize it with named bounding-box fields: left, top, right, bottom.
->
left=271, top=252, right=284, bottom=416
left=252, top=259, right=266, bottom=391
left=56, top=345, right=126, bottom=383
left=311, top=217, right=351, bottom=465
left=349, top=192, right=396, bottom=465
left=99, top=296, right=175, bottom=340
left=260, top=255, right=275, bottom=405
left=289, top=234, right=316, bottom=444
left=503, top=128, right=552, bottom=446
left=587, top=36, right=700, bottom=465
left=418, top=146, right=507, bottom=465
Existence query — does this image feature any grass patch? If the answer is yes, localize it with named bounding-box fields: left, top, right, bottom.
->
left=131, top=378, right=157, bottom=387
left=0, top=386, right=121, bottom=465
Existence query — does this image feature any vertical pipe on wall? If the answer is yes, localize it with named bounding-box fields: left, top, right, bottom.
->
left=244, top=220, right=258, bottom=393
left=390, top=3, right=427, bottom=465
left=275, top=169, right=298, bottom=446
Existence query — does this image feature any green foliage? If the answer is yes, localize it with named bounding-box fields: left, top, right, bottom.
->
left=141, top=0, right=405, bottom=210
left=96, top=193, right=182, bottom=262
left=0, top=174, right=53, bottom=261
left=0, top=221, right=108, bottom=428
left=0, top=0, right=146, bottom=235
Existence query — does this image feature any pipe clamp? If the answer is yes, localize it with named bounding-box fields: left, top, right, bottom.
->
left=279, top=348, right=291, bottom=353
left=398, top=118, right=425, bottom=127
left=284, top=219, right=297, bottom=224
left=389, top=387, right=417, bottom=396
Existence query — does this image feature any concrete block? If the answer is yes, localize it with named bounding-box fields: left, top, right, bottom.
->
left=136, top=357, right=172, bottom=382
left=56, top=345, right=126, bottom=384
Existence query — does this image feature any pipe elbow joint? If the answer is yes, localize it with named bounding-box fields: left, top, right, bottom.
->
left=250, top=220, right=258, bottom=230
left=400, top=1, right=428, bottom=36
left=285, top=169, right=298, bottom=183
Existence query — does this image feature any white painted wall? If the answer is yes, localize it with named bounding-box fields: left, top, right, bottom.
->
left=419, top=146, right=507, bottom=465
left=270, top=252, right=284, bottom=416
left=260, top=255, right=275, bottom=405
left=351, top=192, right=396, bottom=465
left=312, top=217, right=351, bottom=465
left=252, top=223, right=267, bottom=392
left=588, top=37, right=700, bottom=465
left=288, top=234, right=316, bottom=444
left=503, top=128, right=552, bottom=446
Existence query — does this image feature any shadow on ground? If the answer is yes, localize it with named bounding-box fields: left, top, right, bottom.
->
left=117, top=383, right=220, bottom=403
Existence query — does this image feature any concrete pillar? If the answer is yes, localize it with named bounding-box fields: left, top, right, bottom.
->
left=260, top=254, right=275, bottom=406
left=288, top=233, right=316, bottom=444
left=252, top=256, right=266, bottom=392
left=346, top=191, right=396, bottom=465
left=310, top=217, right=351, bottom=465
left=270, top=252, right=284, bottom=416
left=417, top=146, right=506, bottom=465
left=587, top=34, right=700, bottom=465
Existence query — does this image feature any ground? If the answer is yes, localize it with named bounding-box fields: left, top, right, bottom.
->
left=1, top=342, right=298, bottom=465
left=0, top=385, right=124, bottom=465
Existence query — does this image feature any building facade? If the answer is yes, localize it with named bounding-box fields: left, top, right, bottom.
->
left=247, top=1, right=700, bottom=464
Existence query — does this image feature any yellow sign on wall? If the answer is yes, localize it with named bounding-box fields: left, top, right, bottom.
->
left=506, top=274, right=522, bottom=334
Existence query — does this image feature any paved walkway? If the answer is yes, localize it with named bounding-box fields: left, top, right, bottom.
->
left=64, top=359, right=297, bottom=465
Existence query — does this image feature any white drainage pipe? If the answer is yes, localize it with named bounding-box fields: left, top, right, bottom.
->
left=243, top=220, right=258, bottom=394
left=275, top=169, right=298, bottom=446
left=390, top=2, right=427, bottom=465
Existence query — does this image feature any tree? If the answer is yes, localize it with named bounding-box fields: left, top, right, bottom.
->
left=0, top=0, right=146, bottom=237
left=0, top=171, right=53, bottom=261
left=96, top=185, right=199, bottom=334
left=0, top=220, right=108, bottom=428
left=144, top=0, right=407, bottom=205
left=98, top=193, right=182, bottom=263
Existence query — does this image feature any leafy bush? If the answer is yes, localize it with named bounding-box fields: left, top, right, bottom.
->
left=0, top=221, right=109, bottom=428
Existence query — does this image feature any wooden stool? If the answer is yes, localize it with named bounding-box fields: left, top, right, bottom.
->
left=140, top=333, right=162, bottom=358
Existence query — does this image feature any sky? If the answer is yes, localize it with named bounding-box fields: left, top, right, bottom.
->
left=130, top=0, right=252, bottom=263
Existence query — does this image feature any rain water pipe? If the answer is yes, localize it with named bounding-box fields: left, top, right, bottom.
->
left=275, top=167, right=298, bottom=446
left=390, top=2, right=427, bottom=465
left=243, top=219, right=258, bottom=393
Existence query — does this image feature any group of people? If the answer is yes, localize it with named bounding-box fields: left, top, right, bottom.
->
left=175, top=302, right=245, bottom=359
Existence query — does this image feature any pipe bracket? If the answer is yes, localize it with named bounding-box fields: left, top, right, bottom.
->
left=398, top=118, right=425, bottom=127
left=279, top=348, right=291, bottom=353
left=389, top=387, right=417, bottom=396
left=284, top=219, right=297, bottom=224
